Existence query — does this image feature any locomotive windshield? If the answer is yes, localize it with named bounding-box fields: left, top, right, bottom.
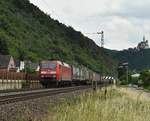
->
left=41, top=62, right=56, bottom=70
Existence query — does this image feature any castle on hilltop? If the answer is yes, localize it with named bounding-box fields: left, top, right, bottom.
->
left=137, top=36, right=149, bottom=51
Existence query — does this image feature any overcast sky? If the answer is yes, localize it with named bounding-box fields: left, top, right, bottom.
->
left=29, top=0, right=150, bottom=50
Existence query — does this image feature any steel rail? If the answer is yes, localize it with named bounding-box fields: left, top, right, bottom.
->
left=0, top=88, right=45, bottom=94
left=0, top=86, right=91, bottom=105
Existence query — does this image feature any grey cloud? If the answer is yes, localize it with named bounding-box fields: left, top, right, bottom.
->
left=29, top=0, right=150, bottom=50
left=99, top=2, right=150, bottom=19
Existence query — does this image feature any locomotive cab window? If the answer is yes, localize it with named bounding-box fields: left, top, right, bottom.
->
left=41, top=62, right=56, bottom=70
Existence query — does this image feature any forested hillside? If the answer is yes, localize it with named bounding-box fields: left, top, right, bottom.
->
left=0, top=0, right=117, bottom=74
left=104, top=47, right=150, bottom=71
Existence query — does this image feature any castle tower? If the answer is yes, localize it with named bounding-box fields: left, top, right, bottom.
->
left=137, top=36, right=149, bottom=50
left=143, top=35, right=146, bottom=42
left=145, top=40, right=149, bottom=49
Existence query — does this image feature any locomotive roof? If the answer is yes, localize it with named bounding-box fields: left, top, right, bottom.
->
left=53, top=60, right=71, bottom=67
left=41, top=60, right=71, bottom=68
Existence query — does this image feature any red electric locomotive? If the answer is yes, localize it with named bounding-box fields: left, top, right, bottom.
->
left=40, top=60, right=72, bottom=87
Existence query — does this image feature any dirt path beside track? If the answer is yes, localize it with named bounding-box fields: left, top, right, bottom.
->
left=117, top=86, right=150, bottom=101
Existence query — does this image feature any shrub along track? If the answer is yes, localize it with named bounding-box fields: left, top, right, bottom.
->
left=0, top=86, right=93, bottom=105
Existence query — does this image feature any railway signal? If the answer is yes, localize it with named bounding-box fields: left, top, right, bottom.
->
left=118, top=62, right=129, bottom=83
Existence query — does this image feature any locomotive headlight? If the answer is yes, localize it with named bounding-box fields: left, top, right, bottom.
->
left=41, top=71, right=46, bottom=74
left=50, top=71, right=56, bottom=74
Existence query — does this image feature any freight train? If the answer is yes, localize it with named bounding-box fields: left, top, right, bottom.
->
left=39, top=60, right=111, bottom=87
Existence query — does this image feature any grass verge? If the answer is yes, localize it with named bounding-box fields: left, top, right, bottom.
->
left=46, top=87, right=150, bottom=121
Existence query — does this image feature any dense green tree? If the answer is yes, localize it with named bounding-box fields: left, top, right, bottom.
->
left=118, top=65, right=132, bottom=85
left=139, top=70, right=150, bottom=86
left=106, top=48, right=150, bottom=71
left=0, top=0, right=117, bottom=74
left=0, top=37, right=9, bottom=54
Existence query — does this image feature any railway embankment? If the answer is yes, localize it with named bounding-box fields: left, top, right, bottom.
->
left=0, top=87, right=92, bottom=121
left=45, top=86, right=150, bottom=121
left=1, top=86, right=150, bottom=121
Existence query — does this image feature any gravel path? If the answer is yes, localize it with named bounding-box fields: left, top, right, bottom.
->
left=118, top=87, right=150, bottom=101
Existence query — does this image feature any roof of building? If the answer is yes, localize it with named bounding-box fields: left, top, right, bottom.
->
left=0, top=54, right=11, bottom=68
left=131, top=73, right=140, bottom=78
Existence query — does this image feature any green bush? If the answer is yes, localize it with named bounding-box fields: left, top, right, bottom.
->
left=139, top=70, right=150, bottom=86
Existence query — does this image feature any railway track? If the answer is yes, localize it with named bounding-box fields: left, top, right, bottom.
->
left=0, top=88, right=45, bottom=94
left=0, top=86, right=91, bottom=105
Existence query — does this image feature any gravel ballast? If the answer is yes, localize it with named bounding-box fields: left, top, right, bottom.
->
left=0, top=89, right=92, bottom=121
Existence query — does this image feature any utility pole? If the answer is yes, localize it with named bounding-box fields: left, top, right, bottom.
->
left=97, top=31, right=104, bottom=47
left=126, top=65, right=128, bottom=84
left=85, top=30, right=104, bottom=48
